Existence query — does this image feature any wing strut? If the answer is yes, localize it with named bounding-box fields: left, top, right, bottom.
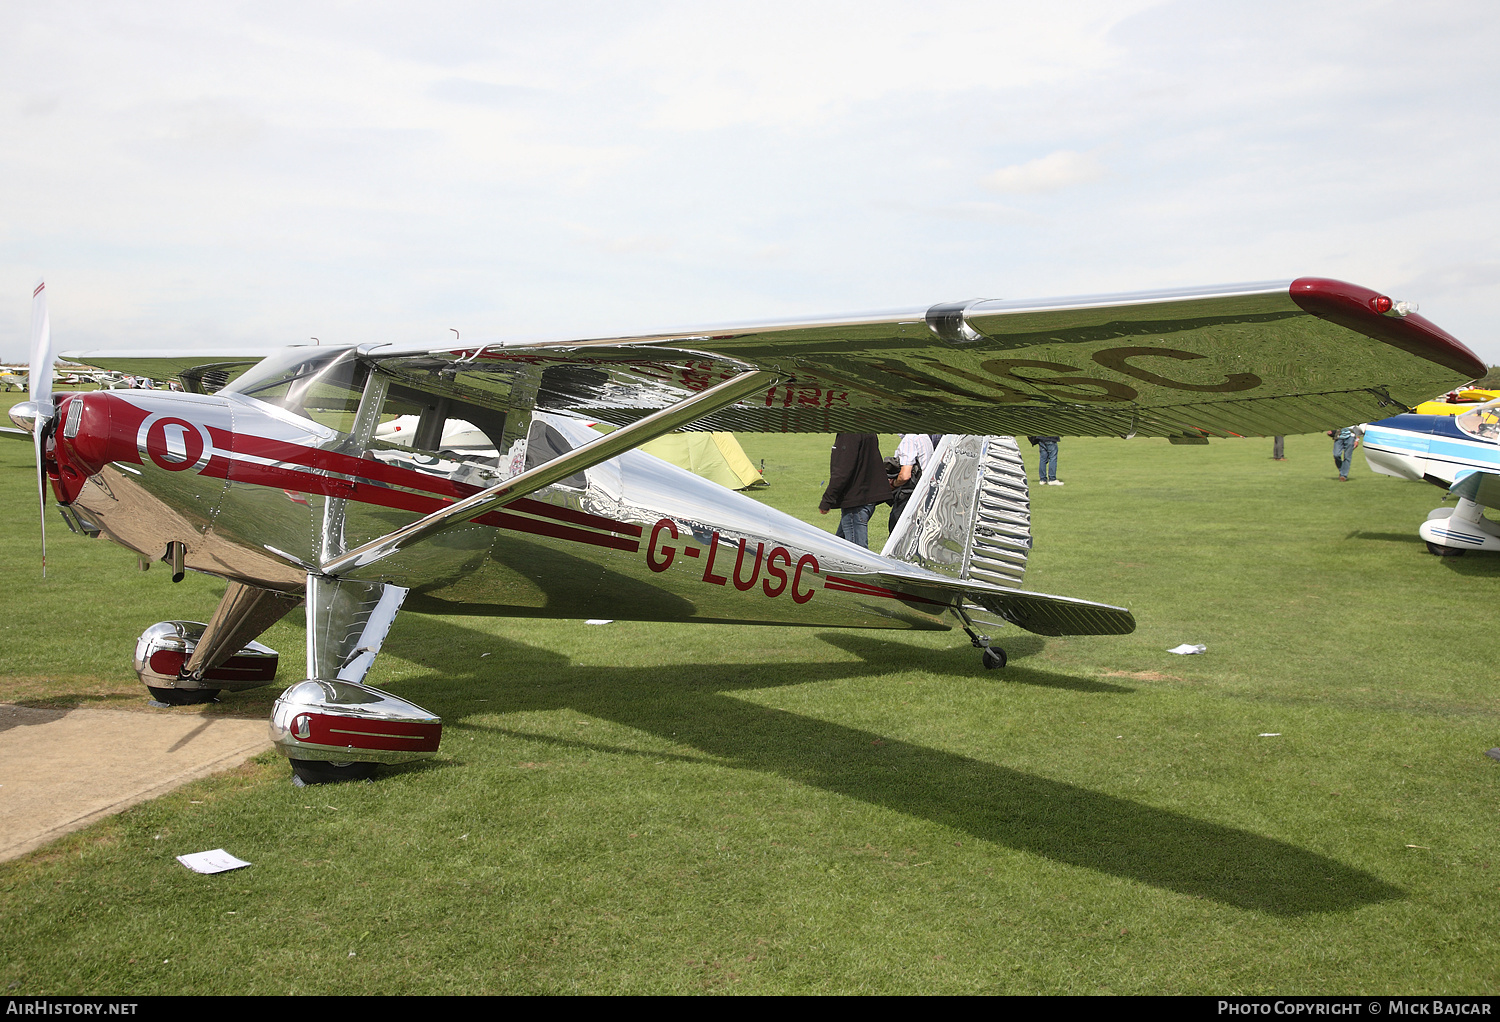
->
left=320, top=369, right=778, bottom=576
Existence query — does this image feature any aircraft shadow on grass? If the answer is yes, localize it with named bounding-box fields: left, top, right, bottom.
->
left=1345, top=530, right=1500, bottom=575
left=1435, top=555, right=1500, bottom=577
left=1345, top=530, right=1425, bottom=545
left=820, top=633, right=1134, bottom=694
left=381, top=616, right=1401, bottom=918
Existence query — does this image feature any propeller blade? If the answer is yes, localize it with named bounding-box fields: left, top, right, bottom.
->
left=35, top=426, right=47, bottom=578
left=28, top=279, right=54, bottom=578
left=29, top=279, right=53, bottom=409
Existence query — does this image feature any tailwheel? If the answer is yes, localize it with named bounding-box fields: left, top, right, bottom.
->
left=981, top=645, right=1008, bottom=670
left=1425, top=541, right=1466, bottom=557
left=146, top=686, right=220, bottom=706
left=289, top=760, right=379, bottom=786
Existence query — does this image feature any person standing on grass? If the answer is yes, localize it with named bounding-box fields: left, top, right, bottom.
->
left=1028, top=436, right=1062, bottom=486
left=818, top=433, right=888, bottom=548
left=1329, top=425, right=1360, bottom=481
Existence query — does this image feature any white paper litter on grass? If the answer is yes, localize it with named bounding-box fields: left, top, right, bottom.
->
left=585, top=619, right=614, bottom=625
left=1168, top=643, right=1207, bottom=655
left=1259, top=733, right=1282, bottom=737
left=176, top=849, right=251, bottom=874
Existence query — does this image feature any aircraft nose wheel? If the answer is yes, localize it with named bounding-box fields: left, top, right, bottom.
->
left=981, top=646, right=1007, bottom=670
left=289, top=760, right=379, bottom=786
left=1425, top=541, right=1466, bottom=557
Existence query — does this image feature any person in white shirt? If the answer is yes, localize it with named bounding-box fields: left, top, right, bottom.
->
left=888, top=433, right=938, bottom=532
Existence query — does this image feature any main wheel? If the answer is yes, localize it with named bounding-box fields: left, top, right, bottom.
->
left=1425, top=541, right=1466, bottom=557
left=981, top=646, right=1007, bottom=670
left=289, top=760, right=379, bottom=786
left=146, top=686, right=220, bottom=705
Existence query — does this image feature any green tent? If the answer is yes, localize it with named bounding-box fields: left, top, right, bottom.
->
left=639, top=432, right=766, bottom=490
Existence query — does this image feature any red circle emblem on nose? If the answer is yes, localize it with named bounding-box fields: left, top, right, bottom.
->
left=141, top=416, right=208, bottom=471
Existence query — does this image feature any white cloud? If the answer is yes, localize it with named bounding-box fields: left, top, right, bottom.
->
left=4, top=1, right=1500, bottom=361
left=611, top=1, right=1156, bottom=132
left=983, top=151, right=1107, bottom=194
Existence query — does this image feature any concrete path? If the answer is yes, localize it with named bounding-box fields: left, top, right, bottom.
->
left=0, top=703, right=271, bottom=863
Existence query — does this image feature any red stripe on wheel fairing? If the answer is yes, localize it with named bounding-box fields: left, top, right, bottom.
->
left=298, top=712, right=442, bottom=753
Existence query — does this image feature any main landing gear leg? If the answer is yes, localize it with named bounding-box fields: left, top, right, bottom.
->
left=952, top=605, right=1007, bottom=670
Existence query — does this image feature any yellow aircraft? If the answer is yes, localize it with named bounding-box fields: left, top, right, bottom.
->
left=1413, top=388, right=1500, bottom=416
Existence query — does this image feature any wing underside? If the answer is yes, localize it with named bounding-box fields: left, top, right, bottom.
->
left=357, top=277, right=1482, bottom=440
left=66, top=278, right=1483, bottom=440
left=58, top=350, right=278, bottom=393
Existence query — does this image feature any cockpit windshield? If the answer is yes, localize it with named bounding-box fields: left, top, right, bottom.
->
left=221, top=347, right=366, bottom=434
left=1456, top=401, right=1500, bottom=442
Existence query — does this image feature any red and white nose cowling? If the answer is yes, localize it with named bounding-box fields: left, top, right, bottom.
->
left=49, top=393, right=113, bottom=504
left=42, top=390, right=219, bottom=505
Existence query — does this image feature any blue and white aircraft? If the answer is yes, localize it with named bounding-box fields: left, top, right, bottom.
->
left=1362, top=399, right=1500, bottom=555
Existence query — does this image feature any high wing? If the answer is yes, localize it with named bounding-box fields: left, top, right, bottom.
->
left=59, top=349, right=279, bottom=393
left=356, top=277, right=1481, bottom=441
left=66, top=278, right=1481, bottom=441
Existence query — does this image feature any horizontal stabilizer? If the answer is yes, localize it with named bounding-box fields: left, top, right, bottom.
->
left=862, top=567, right=1135, bottom=637
left=962, top=585, right=1136, bottom=637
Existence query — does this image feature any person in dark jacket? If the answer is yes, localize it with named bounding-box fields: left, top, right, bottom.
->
left=818, top=433, right=888, bottom=548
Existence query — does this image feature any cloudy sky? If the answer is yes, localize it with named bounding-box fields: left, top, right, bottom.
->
left=4, top=0, right=1499, bottom=363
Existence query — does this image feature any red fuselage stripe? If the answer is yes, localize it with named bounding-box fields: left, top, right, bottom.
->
left=822, top=575, right=951, bottom=607
left=207, top=453, right=641, bottom=553
left=209, top=428, right=641, bottom=537
left=474, top=510, right=641, bottom=552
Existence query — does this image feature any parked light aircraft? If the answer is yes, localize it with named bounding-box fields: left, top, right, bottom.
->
left=1362, top=398, right=1500, bottom=554
left=0, top=361, right=132, bottom=393
left=8, top=277, right=1483, bottom=783
left=1412, top=388, right=1500, bottom=416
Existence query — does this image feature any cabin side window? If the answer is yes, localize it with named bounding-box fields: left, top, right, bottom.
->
left=366, top=384, right=511, bottom=489
left=1456, top=406, right=1500, bottom=441
left=223, top=347, right=367, bottom=435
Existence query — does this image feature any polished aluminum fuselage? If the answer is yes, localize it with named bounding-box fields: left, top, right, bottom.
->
left=54, top=388, right=955, bottom=632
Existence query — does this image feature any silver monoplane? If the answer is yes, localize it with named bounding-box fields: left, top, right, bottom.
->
left=8, top=277, right=1482, bottom=783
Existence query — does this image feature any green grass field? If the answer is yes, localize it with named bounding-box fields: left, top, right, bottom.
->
left=1, top=400, right=1498, bottom=994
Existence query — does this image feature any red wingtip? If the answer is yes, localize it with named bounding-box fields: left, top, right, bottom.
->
left=1289, top=277, right=1485, bottom=379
